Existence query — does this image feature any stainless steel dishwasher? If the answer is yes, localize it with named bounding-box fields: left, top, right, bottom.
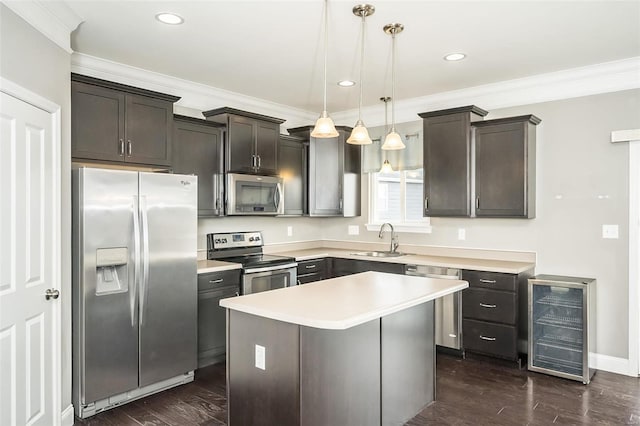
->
left=405, top=264, right=463, bottom=352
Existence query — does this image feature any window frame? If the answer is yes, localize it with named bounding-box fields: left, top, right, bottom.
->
left=366, top=170, right=432, bottom=233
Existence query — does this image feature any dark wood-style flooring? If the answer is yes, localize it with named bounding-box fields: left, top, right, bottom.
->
left=75, top=354, right=640, bottom=425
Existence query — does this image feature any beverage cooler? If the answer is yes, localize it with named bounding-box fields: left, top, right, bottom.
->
left=528, top=275, right=597, bottom=384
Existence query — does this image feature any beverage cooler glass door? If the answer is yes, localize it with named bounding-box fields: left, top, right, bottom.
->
left=529, top=283, right=585, bottom=378
left=242, top=267, right=296, bottom=295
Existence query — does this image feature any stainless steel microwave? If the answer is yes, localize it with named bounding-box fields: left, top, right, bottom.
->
left=226, top=173, right=284, bottom=215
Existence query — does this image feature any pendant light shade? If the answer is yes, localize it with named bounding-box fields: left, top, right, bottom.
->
left=347, top=119, right=372, bottom=144
left=379, top=159, right=394, bottom=173
left=347, top=4, right=375, bottom=145
left=311, top=0, right=339, bottom=138
left=381, top=22, right=405, bottom=150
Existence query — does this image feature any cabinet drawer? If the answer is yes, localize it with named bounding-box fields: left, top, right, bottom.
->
left=297, top=259, right=326, bottom=276
left=463, top=319, right=517, bottom=360
left=463, top=270, right=516, bottom=292
left=462, top=288, right=516, bottom=324
left=297, top=273, right=324, bottom=285
left=198, top=269, right=241, bottom=291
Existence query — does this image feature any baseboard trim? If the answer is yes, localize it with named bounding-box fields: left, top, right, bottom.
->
left=61, top=404, right=74, bottom=426
left=589, top=352, right=636, bottom=377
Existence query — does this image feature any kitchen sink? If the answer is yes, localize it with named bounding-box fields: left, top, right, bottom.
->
left=351, top=251, right=406, bottom=258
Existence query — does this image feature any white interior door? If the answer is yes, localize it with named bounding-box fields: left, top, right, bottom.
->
left=0, top=90, right=60, bottom=425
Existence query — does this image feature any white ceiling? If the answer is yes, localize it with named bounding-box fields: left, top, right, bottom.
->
left=66, top=1, right=640, bottom=114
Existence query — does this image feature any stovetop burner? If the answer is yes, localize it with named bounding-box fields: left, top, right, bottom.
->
left=206, top=231, right=296, bottom=269
left=223, top=254, right=296, bottom=269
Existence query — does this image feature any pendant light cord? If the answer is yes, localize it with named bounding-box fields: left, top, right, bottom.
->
left=322, top=0, right=329, bottom=113
left=390, top=30, right=396, bottom=132
left=358, top=11, right=365, bottom=121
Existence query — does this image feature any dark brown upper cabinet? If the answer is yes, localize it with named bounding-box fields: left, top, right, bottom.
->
left=203, top=107, right=285, bottom=176
left=418, top=106, right=488, bottom=217
left=288, top=126, right=361, bottom=217
left=472, top=115, right=540, bottom=218
left=71, top=73, right=179, bottom=167
left=277, top=134, right=307, bottom=216
left=172, top=115, right=225, bottom=217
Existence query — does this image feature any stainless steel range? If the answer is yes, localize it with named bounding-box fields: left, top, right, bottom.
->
left=207, top=231, right=297, bottom=295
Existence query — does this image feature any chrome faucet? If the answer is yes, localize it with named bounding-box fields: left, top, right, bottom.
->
left=378, top=223, right=399, bottom=253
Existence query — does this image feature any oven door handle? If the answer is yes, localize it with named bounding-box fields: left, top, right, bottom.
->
left=243, top=263, right=298, bottom=275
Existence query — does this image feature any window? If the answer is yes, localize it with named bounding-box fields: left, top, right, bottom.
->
left=368, top=168, right=431, bottom=233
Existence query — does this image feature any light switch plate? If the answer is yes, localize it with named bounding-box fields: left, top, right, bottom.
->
left=287, top=226, right=293, bottom=237
left=348, top=225, right=359, bottom=235
left=602, top=224, right=619, bottom=239
left=458, top=228, right=466, bottom=240
left=255, top=344, right=265, bottom=370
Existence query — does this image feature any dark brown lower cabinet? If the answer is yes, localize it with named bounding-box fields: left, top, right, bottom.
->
left=329, top=257, right=405, bottom=277
left=461, top=268, right=533, bottom=364
left=226, top=301, right=435, bottom=426
left=296, top=258, right=326, bottom=284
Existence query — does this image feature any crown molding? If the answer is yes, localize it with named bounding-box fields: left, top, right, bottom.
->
left=71, top=53, right=317, bottom=129
left=2, top=0, right=82, bottom=53
left=70, top=52, right=639, bottom=130
left=333, top=56, right=640, bottom=126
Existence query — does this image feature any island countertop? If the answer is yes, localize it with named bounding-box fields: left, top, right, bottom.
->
left=219, top=271, right=468, bottom=330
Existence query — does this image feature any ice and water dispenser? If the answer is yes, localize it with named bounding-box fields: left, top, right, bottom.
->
left=95, top=247, right=129, bottom=294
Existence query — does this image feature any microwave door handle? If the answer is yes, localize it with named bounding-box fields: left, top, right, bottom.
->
left=274, top=183, right=282, bottom=212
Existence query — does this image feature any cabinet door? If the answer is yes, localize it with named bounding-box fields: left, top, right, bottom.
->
left=227, top=115, right=256, bottom=173
left=173, top=119, right=224, bottom=216
left=198, top=285, right=239, bottom=368
left=71, top=81, right=125, bottom=162
left=278, top=136, right=305, bottom=215
left=256, top=122, right=279, bottom=175
left=475, top=122, right=528, bottom=217
left=309, top=136, right=343, bottom=216
left=124, top=94, right=172, bottom=166
left=423, top=113, right=471, bottom=217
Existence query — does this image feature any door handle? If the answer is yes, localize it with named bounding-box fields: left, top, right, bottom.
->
left=44, top=289, right=60, bottom=300
left=479, top=279, right=497, bottom=284
left=127, top=140, right=132, bottom=157
left=257, top=155, right=261, bottom=169
left=424, top=197, right=429, bottom=211
left=479, top=303, right=497, bottom=308
left=479, top=335, right=496, bottom=341
left=119, top=139, right=125, bottom=156
left=209, top=278, right=224, bottom=284
left=139, top=195, right=150, bottom=326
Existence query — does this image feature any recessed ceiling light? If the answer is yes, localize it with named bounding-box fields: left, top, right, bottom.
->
left=338, top=80, right=356, bottom=87
left=156, top=13, right=184, bottom=25
left=444, top=53, right=466, bottom=61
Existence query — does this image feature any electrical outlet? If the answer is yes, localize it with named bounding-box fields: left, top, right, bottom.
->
left=255, top=344, right=265, bottom=370
left=458, top=228, right=466, bottom=240
left=287, top=226, right=293, bottom=237
left=602, top=224, right=619, bottom=239
left=348, top=225, right=359, bottom=235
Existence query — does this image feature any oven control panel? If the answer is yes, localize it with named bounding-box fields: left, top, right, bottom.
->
left=209, top=232, right=262, bottom=249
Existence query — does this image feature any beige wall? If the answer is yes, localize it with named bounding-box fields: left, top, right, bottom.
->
left=320, top=89, right=640, bottom=359
left=1, top=4, right=73, bottom=413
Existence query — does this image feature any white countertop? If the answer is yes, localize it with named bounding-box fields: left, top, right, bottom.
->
left=219, top=271, right=468, bottom=330
left=272, top=248, right=535, bottom=274
left=196, top=259, right=243, bottom=274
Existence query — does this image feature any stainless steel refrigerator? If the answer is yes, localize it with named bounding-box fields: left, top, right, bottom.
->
left=72, top=168, right=198, bottom=418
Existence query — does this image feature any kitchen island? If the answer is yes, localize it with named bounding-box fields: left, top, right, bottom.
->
left=220, top=271, right=468, bottom=426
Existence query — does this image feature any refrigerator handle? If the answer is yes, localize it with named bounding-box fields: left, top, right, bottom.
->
left=131, top=195, right=141, bottom=327
left=139, top=195, right=150, bottom=326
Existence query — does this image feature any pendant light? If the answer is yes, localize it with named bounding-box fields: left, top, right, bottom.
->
left=379, top=96, right=394, bottom=173
left=381, top=23, right=405, bottom=150
left=347, top=4, right=375, bottom=145
left=311, top=0, right=339, bottom=138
